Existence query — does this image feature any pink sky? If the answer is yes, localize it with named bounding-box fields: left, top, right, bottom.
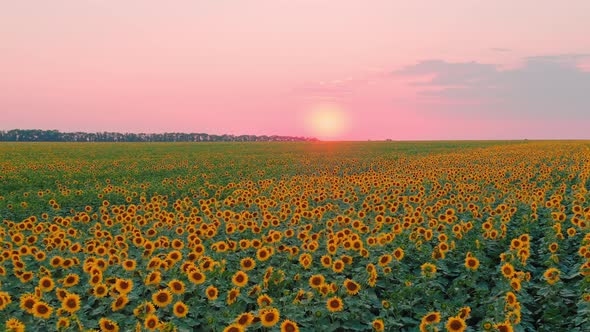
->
left=1, top=0, right=589, bottom=140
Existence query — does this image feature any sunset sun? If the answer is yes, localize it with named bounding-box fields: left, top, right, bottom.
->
left=306, top=104, right=350, bottom=140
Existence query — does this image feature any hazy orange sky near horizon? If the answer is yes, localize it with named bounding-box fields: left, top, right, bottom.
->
left=1, top=1, right=589, bottom=140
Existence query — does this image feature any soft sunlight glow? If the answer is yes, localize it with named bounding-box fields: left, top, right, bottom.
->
left=306, top=104, right=349, bottom=139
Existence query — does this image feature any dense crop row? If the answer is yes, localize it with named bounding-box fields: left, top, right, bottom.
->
left=0, top=141, right=589, bottom=331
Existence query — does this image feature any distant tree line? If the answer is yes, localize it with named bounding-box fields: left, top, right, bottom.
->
left=0, top=129, right=318, bottom=142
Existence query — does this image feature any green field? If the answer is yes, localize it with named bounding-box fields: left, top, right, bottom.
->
left=0, top=141, right=589, bottom=332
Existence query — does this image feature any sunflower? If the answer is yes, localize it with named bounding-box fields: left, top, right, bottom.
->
left=378, top=254, right=392, bottom=267
left=61, top=274, right=80, bottom=287
left=502, top=293, right=518, bottom=309
left=122, top=259, right=137, bottom=271
left=55, top=287, right=69, bottom=301
left=168, top=279, right=185, bottom=295
left=240, top=257, right=256, bottom=271
left=144, top=314, right=159, bottom=331
left=393, top=248, right=404, bottom=261
left=61, top=293, right=81, bottom=314
left=0, top=292, right=12, bottom=310
left=249, top=284, right=262, bottom=297
left=506, top=310, right=521, bottom=325
left=145, top=271, right=162, bottom=286
left=152, top=289, right=172, bottom=307
left=326, top=296, right=343, bottom=312
left=281, top=319, right=300, bottom=332
left=567, top=227, right=576, bottom=237
left=227, top=288, right=240, bottom=305
left=320, top=255, right=332, bottom=268
left=482, top=321, right=493, bottom=330
left=445, top=316, right=467, bottom=332
left=257, top=294, right=273, bottom=307
left=56, top=317, right=70, bottom=329
left=114, top=278, right=133, bottom=294
left=368, top=274, right=378, bottom=287
left=343, top=279, right=361, bottom=295
left=256, top=248, right=271, bottom=261
left=99, top=318, right=120, bottom=332
left=206, top=285, right=219, bottom=300
left=89, top=272, right=103, bottom=286
left=299, top=253, right=312, bottom=269
left=172, top=301, right=188, bottom=318
left=494, top=322, right=514, bottom=332
left=510, top=239, right=522, bottom=250
left=147, top=257, right=161, bottom=270
left=111, top=295, right=129, bottom=311
left=319, top=284, right=331, bottom=296
left=50, top=256, right=63, bottom=267
left=223, top=324, right=245, bottom=332
left=238, top=239, right=250, bottom=249
left=332, top=260, right=345, bottom=273
left=188, top=270, right=206, bottom=285
left=372, top=319, right=384, bottom=332
left=168, top=249, right=183, bottom=261
left=5, top=318, right=25, bottom=332
left=510, top=278, right=521, bottom=292
left=309, top=274, right=325, bottom=289
left=19, top=272, right=33, bottom=283
left=458, top=306, right=471, bottom=320
left=260, top=307, right=280, bottom=327
left=464, top=256, right=480, bottom=271
left=93, top=284, right=108, bottom=298
left=39, top=276, right=55, bottom=292
left=32, top=301, right=53, bottom=319
left=543, top=267, right=560, bottom=285
left=421, top=311, right=441, bottom=325
left=421, top=263, right=437, bottom=277
left=232, top=271, right=249, bottom=287
left=20, top=294, right=37, bottom=313
left=501, top=263, right=515, bottom=279
left=133, top=301, right=156, bottom=317
left=13, top=259, right=26, bottom=271
left=235, top=312, right=255, bottom=327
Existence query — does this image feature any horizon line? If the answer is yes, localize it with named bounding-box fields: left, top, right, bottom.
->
left=1, top=129, right=590, bottom=143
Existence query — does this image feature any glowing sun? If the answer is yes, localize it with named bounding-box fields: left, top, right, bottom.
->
left=306, top=104, right=349, bottom=139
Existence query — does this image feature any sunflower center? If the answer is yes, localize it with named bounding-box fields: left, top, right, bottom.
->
left=450, top=320, right=463, bottom=329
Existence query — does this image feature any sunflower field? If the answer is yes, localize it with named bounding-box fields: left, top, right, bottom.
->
left=0, top=141, right=589, bottom=332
